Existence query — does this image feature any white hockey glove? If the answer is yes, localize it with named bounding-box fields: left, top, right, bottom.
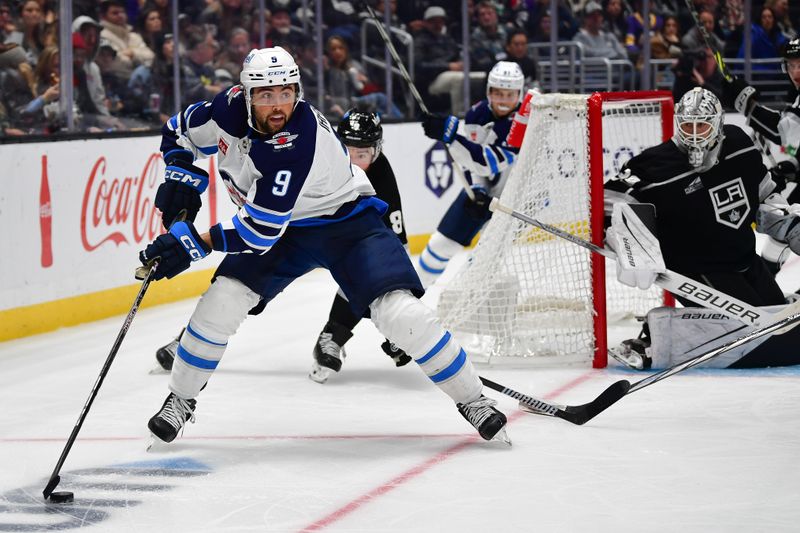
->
left=605, top=203, right=666, bottom=290
left=756, top=193, right=800, bottom=255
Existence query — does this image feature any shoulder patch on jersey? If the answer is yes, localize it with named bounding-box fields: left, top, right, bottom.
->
left=266, top=131, right=300, bottom=150
left=218, top=137, right=228, bottom=155
left=226, top=85, right=244, bottom=104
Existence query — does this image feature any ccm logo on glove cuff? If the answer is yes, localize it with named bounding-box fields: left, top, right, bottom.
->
left=165, top=166, right=209, bottom=193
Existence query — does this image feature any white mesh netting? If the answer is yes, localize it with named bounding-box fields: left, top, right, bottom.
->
left=438, top=92, right=671, bottom=366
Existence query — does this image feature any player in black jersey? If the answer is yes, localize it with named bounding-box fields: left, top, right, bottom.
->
left=308, top=109, right=414, bottom=383
left=722, top=38, right=800, bottom=273
left=605, top=87, right=800, bottom=370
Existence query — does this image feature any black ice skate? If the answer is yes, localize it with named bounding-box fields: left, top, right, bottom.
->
left=381, top=339, right=412, bottom=367
left=309, top=322, right=353, bottom=384
left=151, top=328, right=184, bottom=373
left=457, top=395, right=510, bottom=445
left=609, top=338, right=652, bottom=370
left=148, top=393, right=196, bottom=443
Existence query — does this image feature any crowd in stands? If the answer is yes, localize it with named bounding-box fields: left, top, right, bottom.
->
left=0, top=0, right=798, bottom=137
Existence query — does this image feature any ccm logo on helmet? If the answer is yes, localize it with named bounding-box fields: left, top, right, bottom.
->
left=165, top=169, right=204, bottom=188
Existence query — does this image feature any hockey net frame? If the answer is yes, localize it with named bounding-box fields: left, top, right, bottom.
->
left=437, top=90, right=675, bottom=368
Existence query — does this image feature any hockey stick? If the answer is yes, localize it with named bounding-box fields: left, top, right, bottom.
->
left=489, top=197, right=785, bottom=330
left=510, top=300, right=800, bottom=424
left=480, top=376, right=631, bottom=425
left=43, top=262, right=158, bottom=500
left=362, top=3, right=476, bottom=200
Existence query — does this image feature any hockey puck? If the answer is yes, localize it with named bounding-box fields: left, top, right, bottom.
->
left=49, top=491, right=74, bottom=503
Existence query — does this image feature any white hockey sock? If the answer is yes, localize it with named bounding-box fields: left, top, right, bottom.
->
left=169, top=276, right=261, bottom=399
left=417, top=232, right=463, bottom=288
left=370, top=290, right=482, bottom=403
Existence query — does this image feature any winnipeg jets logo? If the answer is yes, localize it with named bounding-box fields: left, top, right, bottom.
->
left=709, top=177, right=749, bottom=229
left=266, top=131, right=299, bottom=150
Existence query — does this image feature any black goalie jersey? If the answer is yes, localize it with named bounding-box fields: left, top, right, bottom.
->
left=605, top=124, right=772, bottom=274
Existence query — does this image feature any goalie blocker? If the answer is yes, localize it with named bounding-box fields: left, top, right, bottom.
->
left=632, top=304, right=800, bottom=369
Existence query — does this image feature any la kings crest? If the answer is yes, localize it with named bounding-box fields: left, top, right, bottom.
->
left=708, top=177, right=750, bottom=229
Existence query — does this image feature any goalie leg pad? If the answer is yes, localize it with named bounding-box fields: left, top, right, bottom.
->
left=370, top=290, right=482, bottom=403
left=645, top=305, right=781, bottom=369
left=169, top=276, right=261, bottom=399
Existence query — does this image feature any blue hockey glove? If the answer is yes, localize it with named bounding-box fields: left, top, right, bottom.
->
left=139, top=221, right=211, bottom=280
left=422, top=113, right=459, bottom=143
left=464, top=185, right=491, bottom=218
left=155, top=157, right=208, bottom=229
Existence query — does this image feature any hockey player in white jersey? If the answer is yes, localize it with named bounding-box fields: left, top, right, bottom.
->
left=721, top=38, right=800, bottom=274
left=138, top=47, right=509, bottom=444
left=416, top=61, right=523, bottom=287
left=605, top=88, right=800, bottom=370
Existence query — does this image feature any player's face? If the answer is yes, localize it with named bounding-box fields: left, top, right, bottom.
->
left=785, top=58, right=800, bottom=88
left=251, top=85, right=296, bottom=134
left=488, top=87, right=519, bottom=117
left=678, top=120, right=712, bottom=142
left=347, top=146, right=374, bottom=171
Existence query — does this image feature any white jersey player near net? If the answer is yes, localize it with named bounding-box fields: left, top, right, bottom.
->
left=416, top=61, right=524, bottom=287
left=604, top=87, right=800, bottom=371
left=721, top=37, right=800, bottom=276
left=137, top=47, right=510, bottom=445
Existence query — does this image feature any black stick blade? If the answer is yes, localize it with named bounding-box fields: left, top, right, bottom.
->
left=43, top=474, right=60, bottom=499
left=556, top=380, right=631, bottom=425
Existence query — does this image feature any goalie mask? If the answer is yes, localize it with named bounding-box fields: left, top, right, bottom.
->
left=486, top=61, right=524, bottom=116
left=240, top=46, right=303, bottom=132
left=781, top=38, right=800, bottom=89
left=674, top=87, right=723, bottom=169
left=337, top=109, right=383, bottom=167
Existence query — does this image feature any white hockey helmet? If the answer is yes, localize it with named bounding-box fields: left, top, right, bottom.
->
left=486, top=61, right=525, bottom=104
left=240, top=47, right=303, bottom=130
left=674, top=87, right=724, bottom=168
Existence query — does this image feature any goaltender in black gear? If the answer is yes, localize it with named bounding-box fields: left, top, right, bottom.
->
left=605, top=87, right=800, bottom=370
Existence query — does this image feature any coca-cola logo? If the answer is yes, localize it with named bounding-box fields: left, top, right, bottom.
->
left=80, top=153, right=163, bottom=251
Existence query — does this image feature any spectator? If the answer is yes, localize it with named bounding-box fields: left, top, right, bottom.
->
left=602, top=0, right=628, bottom=44
left=99, top=0, right=155, bottom=78
left=525, top=0, right=579, bottom=41
left=470, top=1, right=507, bottom=74
left=214, top=27, right=250, bottom=79
left=497, top=29, right=537, bottom=88
left=141, top=0, right=171, bottom=30
left=737, top=7, right=789, bottom=67
left=8, top=0, right=55, bottom=66
left=322, top=0, right=361, bottom=49
left=181, top=26, right=221, bottom=103
left=765, top=0, right=794, bottom=41
left=681, top=9, right=723, bottom=52
left=129, top=31, right=174, bottom=122
left=0, top=0, right=16, bottom=38
left=413, top=6, right=464, bottom=114
left=651, top=14, right=683, bottom=59
left=0, top=51, right=39, bottom=133
left=529, top=9, right=554, bottom=44
left=625, top=0, right=662, bottom=61
left=673, top=46, right=723, bottom=101
left=136, top=6, right=163, bottom=52
left=265, top=7, right=304, bottom=52
left=200, top=0, right=253, bottom=44
left=72, top=16, right=108, bottom=119
left=323, top=34, right=401, bottom=119
left=575, top=1, right=628, bottom=59
left=95, top=39, right=135, bottom=119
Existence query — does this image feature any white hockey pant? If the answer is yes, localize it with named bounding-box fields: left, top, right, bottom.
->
left=417, top=232, right=463, bottom=288
left=169, top=276, right=261, bottom=399
left=370, top=290, right=482, bottom=403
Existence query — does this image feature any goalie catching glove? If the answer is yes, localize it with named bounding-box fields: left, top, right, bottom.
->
left=139, top=221, right=211, bottom=280
left=756, top=193, right=800, bottom=255
left=605, top=203, right=666, bottom=290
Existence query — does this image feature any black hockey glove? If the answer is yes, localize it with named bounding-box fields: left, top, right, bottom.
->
left=464, top=185, right=491, bottom=219
left=139, top=221, right=211, bottom=280
left=770, top=160, right=799, bottom=184
left=155, top=156, right=208, bottom=229
left=422, top=113, right=459, bottom=143
left=721, top=76, right=758, bottom=114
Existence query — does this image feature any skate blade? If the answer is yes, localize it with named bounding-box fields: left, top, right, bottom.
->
left=309, top=362, right=332, bottom=384
left=148, top=364, right=170, bottom=375
left=608, top=349, right=643, bottom=370
left=491, top=427, right=512, bottom=447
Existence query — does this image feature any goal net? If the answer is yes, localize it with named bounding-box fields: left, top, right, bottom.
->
left=437, top=91, right=675, bottom=368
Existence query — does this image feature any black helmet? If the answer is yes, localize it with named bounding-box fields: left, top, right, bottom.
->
left=337, top=109, right=383, bottom=149
left=784, top=38, right=800, bottom=60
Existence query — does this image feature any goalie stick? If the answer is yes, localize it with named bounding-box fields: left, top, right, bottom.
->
left=514, top=299, right=800, bottom=423
left=489, top=198, right=786, bottom=331
left=362, top=2, right=476, bottom=201
left=43, top=263, right=157, bottom=500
